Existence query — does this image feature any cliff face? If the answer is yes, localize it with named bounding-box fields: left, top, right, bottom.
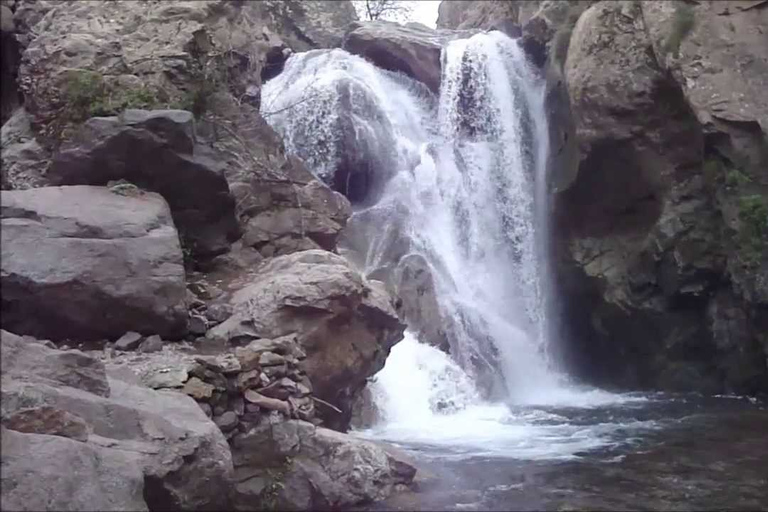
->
left=438, top=0, right=768, bottom=394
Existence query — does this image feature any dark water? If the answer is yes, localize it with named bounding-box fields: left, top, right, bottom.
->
left=356, top=394, right=768, bottom=511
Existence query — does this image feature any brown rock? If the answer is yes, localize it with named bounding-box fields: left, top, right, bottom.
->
left=3, top=406, right=89, bottom=441
left=182, top=377, right=215, bottom=400
left=243, top=390, right=291, bottom=416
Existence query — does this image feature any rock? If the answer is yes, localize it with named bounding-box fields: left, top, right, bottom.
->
left=1, top=330, right=110, bottom=397
left=209, top=250, right=405, bottom=429
left=232, top=397, right=245, bottom=417
left=1, top=186, right=187, bottom=341
left=263, top=364, right=288, bottom=380
left=1, top=108, right=49, bottom=190
left=243, top=390, right=291, bottom=416
left=236, top=370, right=263, bottom=392
left=143, top=367, right=189, bottom=390
left=259, top=377, right=299, bottom=401
left=195, top=354, right=242, bottom=375
left=2, top=406, right=89, bottom=442
left=206, top=303, right=233, bottom=324
left=188, top=314, right=209, bottom=335
left=115, top=332, right=144, bottom=352
left=1, top=427, right=149, bottom=512
left=552, top=0, right=768, bottom=394
left=199, top=402, right=213, bottom=418
left=138, top=335, right=164, bottom=354
left=1, top=334, right=233, bottom=510
left=49, top=110, right=241, bottom=258
left=231, top=419, right=415, bottom=510
left=343, top=21, right=444, bottom=93
left=214, top=411, right=239, bottom=433
left=183, top=377, right=215, bottom=400
left=259, top=351, right=286, bottom=367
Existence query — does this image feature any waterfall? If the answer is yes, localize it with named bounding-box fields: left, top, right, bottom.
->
left=262, top=31, right=612, bottom=448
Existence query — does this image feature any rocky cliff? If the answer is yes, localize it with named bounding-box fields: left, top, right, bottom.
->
left=439, top=0, right=768, bottom=395
left=0, top=1, right=417, bottom=510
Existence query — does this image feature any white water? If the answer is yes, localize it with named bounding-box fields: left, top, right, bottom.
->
left=262, top=32, right=655, bottom=460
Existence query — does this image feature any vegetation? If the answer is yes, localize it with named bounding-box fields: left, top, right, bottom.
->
left=736, top=194, right=768, bottom=266
left=260, top=458, right=293, bottom=510
left=725, top=168, right=752, bottom=189
left=663, top=3, right=695, bottom=57
left=107, top=179, right=144, bottom=197
left=62, top=70, right=163, bottom=122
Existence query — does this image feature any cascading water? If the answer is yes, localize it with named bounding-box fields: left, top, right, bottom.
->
left=262, top=31, right=652, bottom=460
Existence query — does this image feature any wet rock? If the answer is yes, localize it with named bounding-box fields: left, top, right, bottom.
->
left=343, top=21, right=443, bottom=93
left=3, top=406, right=89, bottom=442
left=115, top=332, right=143, bottom=352
left=138, top=335, right=163, bottom=354
left=1, top=186, right=187, bottom=341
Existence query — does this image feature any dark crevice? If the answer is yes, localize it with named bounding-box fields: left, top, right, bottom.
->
left=143, top=476, right=180, bottom=512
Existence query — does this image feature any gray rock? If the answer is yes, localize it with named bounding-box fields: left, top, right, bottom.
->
left=209, top=250, right=405, bottom=429
left=0, top=108, right=49, bottom=190
left=1, top=427, right=148, bottom=512
left=259, top=351, right=286, bottom=367
left=198, top=402, right=213, bottom=418
left=138, top=335, right=164, bottom=354
left=343, top=21, right=444, bottom=93
left=188, top=314, right=209, bottom=335
left=48, top=110, right=241, bottom=258
left=231, top=420, right=415, bottom=510
left=142, top=367, right=189, bottom=390
left=214, top=411, right=239, bottom=433
left=1, top=335, right=233, bottom=510
left=1, top=330, right=110, bottom=397
left=236, top=370, right=263, bottom=392
left=195, top=354, right=241, bottom=375
left=205, top=303, right=233, bottom=324
left=1, top=186, right=187, bottom=341
left=115, top=332, right=143, bottom=352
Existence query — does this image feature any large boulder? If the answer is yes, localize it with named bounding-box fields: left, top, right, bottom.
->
left=1, top=185, right=187, bottom=341
left=0, top=330, right=234, bottom=511
left=49, top=109, right=240, bottom=258
left=209, top=250, right=406, bottom=429
left=231, top=418, right=415, bottom=510
left=343, top=21, right=444, bottom=94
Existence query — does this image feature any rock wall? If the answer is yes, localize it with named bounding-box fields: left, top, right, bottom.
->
left=437, top=0, right=768, bottom=395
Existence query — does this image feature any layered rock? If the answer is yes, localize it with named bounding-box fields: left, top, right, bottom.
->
left=0, top=330, right=234, bottom=510
left=49, top=109, right=240, bottom=258
left=1, top=185, right=188, bottom=341
left=209, top=250, right=406, bottom=429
